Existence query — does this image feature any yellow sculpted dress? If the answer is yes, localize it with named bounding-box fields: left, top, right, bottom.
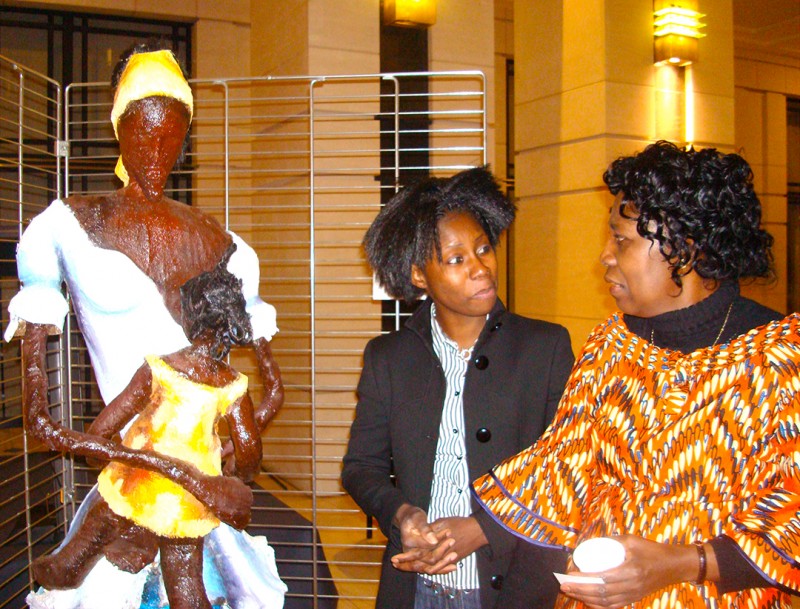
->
left=98, top=355, right=248, bottom=539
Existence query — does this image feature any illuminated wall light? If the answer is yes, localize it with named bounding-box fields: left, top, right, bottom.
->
left=382, top=0, right=436, bottom=28
left=653, top=5, right=706, bottom=66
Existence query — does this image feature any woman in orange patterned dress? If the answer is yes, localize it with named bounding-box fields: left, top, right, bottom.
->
left=473, top=141, right=800, bottom=608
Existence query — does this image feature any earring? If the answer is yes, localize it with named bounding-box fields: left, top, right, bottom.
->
left=677, top=257, right=693, bottom=276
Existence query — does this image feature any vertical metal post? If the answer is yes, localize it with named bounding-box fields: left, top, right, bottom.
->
left=13, top=64, right=37, bottom=592
left=383, top=75, right=403, bottom=332
left=308, top=77, right=323, bottom=609
left=61, top=83, right=76, bottom=526
left=213, top=80, right=231, bottom=229
left=480, top=72, right=487, bottom=165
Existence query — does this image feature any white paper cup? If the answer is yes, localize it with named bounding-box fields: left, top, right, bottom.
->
left=572, top=537, right=625, bottom=573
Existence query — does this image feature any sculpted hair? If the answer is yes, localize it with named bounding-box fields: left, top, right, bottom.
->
left=363, top=166, right=515, bottom=303
left=180, top=243, right=253, bottom=359
left=603, top=140, right=774, bottom=287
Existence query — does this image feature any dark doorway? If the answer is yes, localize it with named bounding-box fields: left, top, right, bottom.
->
left=377, top=13, right=431, bottom=330
left=787, top=98, right=800, bottom=313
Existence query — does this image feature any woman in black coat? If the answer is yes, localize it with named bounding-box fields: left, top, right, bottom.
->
left=342, top=167, right=574, bottom=609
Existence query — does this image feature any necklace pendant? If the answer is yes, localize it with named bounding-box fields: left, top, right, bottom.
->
left=649, top=301, right=734, bottom=348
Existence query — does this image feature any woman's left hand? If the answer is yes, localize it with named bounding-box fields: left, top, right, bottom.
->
left=559, top=535, right=705, bottom=609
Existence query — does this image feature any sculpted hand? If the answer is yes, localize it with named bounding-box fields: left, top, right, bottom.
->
left=559, top=535, right=709, bottom=609
left=390, top=504, right=457, bottom=575
left=193, top=473, right=254, bottom=530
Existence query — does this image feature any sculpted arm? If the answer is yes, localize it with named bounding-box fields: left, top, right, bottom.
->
left=252, top=337, right=283, bottom=432
left=220, top=337, right=281, bottom=471
left=22, top=323, right=252, bottom=529
left=223, top=392, right=263, bottom=482
left=87, top=364, right=152, bottom=440
left=225, top=235, right=284, bottom=432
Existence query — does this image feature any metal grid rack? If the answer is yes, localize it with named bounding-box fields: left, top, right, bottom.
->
left=0, top=54, right=65, bottom=609
left=0, top=55, right=486, bottom=608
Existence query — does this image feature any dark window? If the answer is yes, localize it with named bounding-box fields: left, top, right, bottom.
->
left=0, top=7, right=192, bottom=201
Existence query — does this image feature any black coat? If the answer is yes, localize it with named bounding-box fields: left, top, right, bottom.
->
left=341, top=299, right=574, bottom=609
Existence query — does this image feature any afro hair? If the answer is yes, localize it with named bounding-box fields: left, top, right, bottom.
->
left=364, top=166, right=515, bottom=303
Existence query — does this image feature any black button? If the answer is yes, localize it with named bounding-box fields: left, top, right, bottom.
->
left=490, top=574, right=504, bottom=589
left=476, top=427, right=491, bottom=442
left=491, top=322, right=502, bottom=331
left=473, top=355, right=489, bottom=370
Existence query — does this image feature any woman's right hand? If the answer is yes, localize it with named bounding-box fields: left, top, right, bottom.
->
left=390, top=504, right=457, bottom=574
left=559, top=535, right=714, bottom=609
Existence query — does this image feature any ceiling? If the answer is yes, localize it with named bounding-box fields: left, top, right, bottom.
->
left=733, top=0, right=800, bottom=61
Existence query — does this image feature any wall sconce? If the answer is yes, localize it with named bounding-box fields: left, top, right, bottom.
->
left=383, top=0, right=436, bottom=28
left=653, top=5, right=706, bottom=66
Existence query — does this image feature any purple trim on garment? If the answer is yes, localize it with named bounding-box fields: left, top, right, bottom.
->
left=470, top=472, right=577, bottom=553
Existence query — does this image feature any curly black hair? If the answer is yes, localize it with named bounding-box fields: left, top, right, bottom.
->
left=180, top=244, right=253, bottom=360
left=603, top=140, right=774, bottom=287
left=363, top=166, right=515, bottom=303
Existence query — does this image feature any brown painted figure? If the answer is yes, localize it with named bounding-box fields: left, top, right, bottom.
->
left=7, top=41, right=285, bottom=608
left=30, top=250, right=261, bottom=609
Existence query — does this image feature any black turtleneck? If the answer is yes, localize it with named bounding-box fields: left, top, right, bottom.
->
left=624, top=280, right=781, bottom=352
left=624, top=280, right=784, bottom=593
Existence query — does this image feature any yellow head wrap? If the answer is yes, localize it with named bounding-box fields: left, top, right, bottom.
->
left=111, top=49, right=193, bottom=185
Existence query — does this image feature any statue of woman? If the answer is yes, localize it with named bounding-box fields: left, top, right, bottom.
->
left=30, top=246, right=268, bottom=609
left=7, top=41, right=286, bottom=608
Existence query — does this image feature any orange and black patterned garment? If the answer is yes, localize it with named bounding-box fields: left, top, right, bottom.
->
left=473, top=308, right=800, bottom=608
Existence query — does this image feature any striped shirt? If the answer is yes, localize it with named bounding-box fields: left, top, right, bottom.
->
left=424, top=303, right=480, bottom=591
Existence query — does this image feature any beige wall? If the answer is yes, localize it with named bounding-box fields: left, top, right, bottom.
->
left=508, top=0, right=782, bottom=352
left=493, top=0, right=513, bottom=304
left=512, top=0, right=608, bottom=349
left=734, top=52, right=800, bottom=313
left=251, top=1, right=308, bottom=76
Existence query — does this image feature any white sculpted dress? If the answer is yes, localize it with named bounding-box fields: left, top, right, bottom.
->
left=6, top=199, right=287, bottom=609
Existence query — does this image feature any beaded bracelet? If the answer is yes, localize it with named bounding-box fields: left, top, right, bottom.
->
left=693, top=541, right=707, bottom=585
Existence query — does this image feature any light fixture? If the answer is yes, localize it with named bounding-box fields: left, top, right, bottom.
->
left=653, top=5, right=706, bottom=66
left=382, top=0, right=436, bottom=28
